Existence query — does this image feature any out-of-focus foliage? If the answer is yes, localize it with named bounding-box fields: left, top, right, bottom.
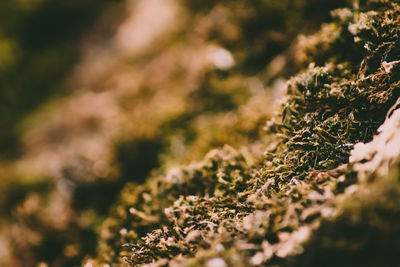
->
left=0, top=0, right=121, bottom=159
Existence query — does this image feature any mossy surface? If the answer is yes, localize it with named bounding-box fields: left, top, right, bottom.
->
left=1, top=0, right=350, bottom=266
left=86, top=1, right=400, bottom=266
left=1, top=0, right=400, bottom=266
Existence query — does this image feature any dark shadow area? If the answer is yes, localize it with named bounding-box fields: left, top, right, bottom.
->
left=116, top=137, right=164, bottom=184
left=70, top=138, right=164, bottom=214
left=287, top=202, right=400, bottom=267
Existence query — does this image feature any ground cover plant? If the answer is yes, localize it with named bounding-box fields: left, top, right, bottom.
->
left=1, top=0, right=400, bottom=266
left=86, top=1, right=400, bottom=266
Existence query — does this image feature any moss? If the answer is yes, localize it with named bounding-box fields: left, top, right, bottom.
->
left=2, top=0, right=400, bottom=266
left=86, top=1, right=400, bottom=266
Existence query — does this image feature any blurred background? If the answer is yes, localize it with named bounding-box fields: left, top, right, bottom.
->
left=0, top=0, right=350, bottom=266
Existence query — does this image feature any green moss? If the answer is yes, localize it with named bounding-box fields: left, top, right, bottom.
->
left=87, top=1, right=400, bottom=266
left=2, top=0, right=400, bottom=266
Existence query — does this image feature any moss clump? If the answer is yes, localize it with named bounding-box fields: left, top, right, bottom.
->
left=291, top=108, right=400, bottom=267
left=86, top=1, right=400, bottom=266
left=2, top=0, right=351, bottom=266
left=265, top=0, right=400, bottom=188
